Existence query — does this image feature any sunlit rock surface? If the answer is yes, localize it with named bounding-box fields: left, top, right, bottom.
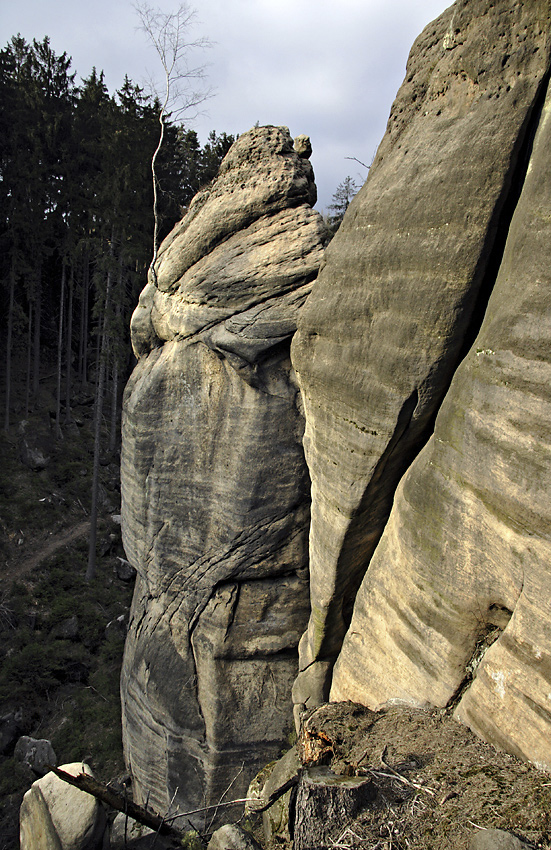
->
left=332, top=68, right=551, bottom=770
left=291, top=0, right=551, bottom=716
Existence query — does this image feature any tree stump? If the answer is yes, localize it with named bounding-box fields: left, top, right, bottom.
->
left=293, top=766, right=377, bottom=850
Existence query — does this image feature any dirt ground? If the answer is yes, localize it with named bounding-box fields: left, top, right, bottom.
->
left=278, top=701, right=551, bottom=850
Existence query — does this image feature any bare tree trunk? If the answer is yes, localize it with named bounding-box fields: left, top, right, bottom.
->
left=3, top=257, right=16, bottom=432
left=78, top=257, right=90, bottom=389
left=109, top=353, right=119, bottom=455
left=135, top=2, right=211, bottom=286
left=32, top=270, right=42, bottom=407
left=55, top=263, right=66, bottom=439
left=108, top=260, right=123, bottom=454
left=25, top=301, right=33, bottom=418
left=93, top=301, right=102, bottom=400
left=46, top=765, right=185, bottom=840
left=65, top=267, right=74, bottom=426
left=87, top=234, right=115, bottom=582
left=148, top=109, right=165, bottom=286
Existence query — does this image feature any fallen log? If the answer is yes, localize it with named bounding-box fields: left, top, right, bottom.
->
left=44, top=765, right=184, bottom=840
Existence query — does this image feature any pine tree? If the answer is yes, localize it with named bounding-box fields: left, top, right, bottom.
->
left=327, top=175, right=359, bottom=233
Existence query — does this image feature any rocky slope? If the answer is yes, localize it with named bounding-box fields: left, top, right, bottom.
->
left=120, top=126, right=328, bottom=818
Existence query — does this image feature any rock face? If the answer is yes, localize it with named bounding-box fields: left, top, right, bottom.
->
left=121, top=0, right=551, bottom=820
left=120, top=126, right=327, bottom=817
left=332, top=66, right=551, bottom=770
left=291, top=0, right=551, bottom=713
left=14, top=735, right=57, bottom=775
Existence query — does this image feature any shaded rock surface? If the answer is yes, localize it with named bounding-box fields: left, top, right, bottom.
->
left=291, top=0, right=551, bottom=739
left=332, top=65, right=551, bottom=770
left=120, top=126, right=327, bottom=819
left=14, top=735, right=57, bottom=775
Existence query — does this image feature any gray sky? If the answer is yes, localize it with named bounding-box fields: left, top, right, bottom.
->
left=0, top=0, right=450, bottom=211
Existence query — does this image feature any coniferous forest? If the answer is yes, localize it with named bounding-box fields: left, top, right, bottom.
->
left=0, top=39, right=233, bottom=844
left=0, top=34, right=233, bottom=436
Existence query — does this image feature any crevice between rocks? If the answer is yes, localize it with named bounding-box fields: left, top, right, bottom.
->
left=327, top=61, right=551, bottom=676
left=445, top=607, right=512, bottom=713
left=453, top=61, right=551, bottom=369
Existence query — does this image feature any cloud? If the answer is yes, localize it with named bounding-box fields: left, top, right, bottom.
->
left=0, top=0, right=451, bottom=208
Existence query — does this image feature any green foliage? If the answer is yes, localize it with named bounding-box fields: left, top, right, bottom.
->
left=1, top=32, right=233, bottom=435
left=0, top=638, right=90, bottom=702
left=327, top=175, right=359, bottom=233
left=0, top=425, right=136, bottom=848
left=180, top=832, right=204, bottom=850
left=0, top=759, right=30, bottom=797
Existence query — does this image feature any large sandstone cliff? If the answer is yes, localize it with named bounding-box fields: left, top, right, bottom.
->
left=120, top=126, right=327, bottom=817
left=294, top=0, right=551, bottom=771
left=121, top=0, right=551, bottom=824
left=331, top=55, right=551, bottom=768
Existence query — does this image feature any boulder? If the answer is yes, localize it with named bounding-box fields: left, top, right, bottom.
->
left=291, top=0, right=551, bottom=710
left=18, top=419, right=53, bottom=470
left=115, top=557, right=136, bottom=582
left=207, top=824, right=262, bottom=850
left=105, top=614, right=126, bottom=640
left=50, top=615, right=79, bottom=641
left=332, top=68, right=551, bottom=770
left=109, top=812, right=156, bottom=848
left=469, top=829, right=531, bottom=850
left=14, top=735, right=57, bottom=775
left=120, top=126, right=327, bottom=819
left=19, top=762, right=107, bottom=850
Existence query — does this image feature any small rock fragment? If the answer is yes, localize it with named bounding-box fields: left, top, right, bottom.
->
left=469, top=828, right=531, bottom=850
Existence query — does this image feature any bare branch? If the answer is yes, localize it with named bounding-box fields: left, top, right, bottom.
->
left=345, top=156, right=370, bottom=170
left=133, top=1, right=213, bottom=284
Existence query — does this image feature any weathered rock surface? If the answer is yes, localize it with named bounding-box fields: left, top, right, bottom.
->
left=249, top=746, right=299, bottom=848
left=332, top=68, right=551, bottom=770
left=19, top=762, right=107, bottom=850
left=14, top=735, right=57, bottom=775
left=291, top=0, right=551, bottom=712
left=207, top=824, right=262, bottom=850
left=121, top=126, right=327, bottom=818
